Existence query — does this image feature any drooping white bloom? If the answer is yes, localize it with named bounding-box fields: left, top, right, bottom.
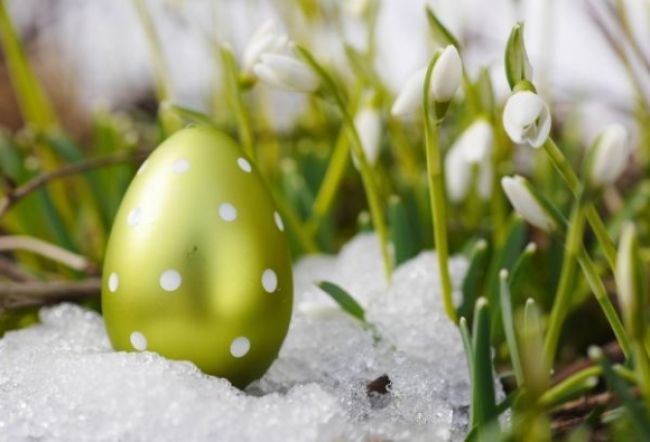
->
left=588, top=123, right=630, bottom=188
left=501, top=175, right=557, bottom=232
left=391, top=45, right=463, bottom=117
left=430, top=45, right=462, bottom=103
left=445, top=143, right=471, bottom=202
left=444, top=119, right=494, bottom=202
left=352, top=105, right=382, bottom=169
left=502, top=91, right=551, bottom=148
left=391, top=68, right=427, bottom=117
left=242, top=21, right=288, bottom=74
left=253, top=53, right=319, bottom=93
left=457, top=119, right=493, bottom=163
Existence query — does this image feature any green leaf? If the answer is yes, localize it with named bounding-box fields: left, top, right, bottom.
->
left=317, top=280, right=366, bottom=322
left=459, top=317, right=474, bottom=377
left=458, top=238, right=489, bottom=320
left=486, top=215, right=525, bottom=338
left=499, top=269, right=524, bottom=387
left=388, top=195, right=419, bottom=266
left=470, top=297, right=497, bottom=430
left=504, top=22, right=532, bottom=90
left=508, top=242, right=537, bottom=303
left=0, top=2, right=57, bottom=131
left=425, top=5, right=460, bottom=49
left=591, top=347, right=650, bottom=436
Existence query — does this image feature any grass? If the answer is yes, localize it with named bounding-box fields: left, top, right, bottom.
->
left=1, top=1, right=650, bottom=440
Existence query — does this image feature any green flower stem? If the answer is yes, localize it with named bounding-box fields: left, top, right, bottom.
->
left=305, top=129, right=350, bottom=236
left=542, top=138, right=617, bottom=268
left=295, top=45, right=393, bottom=280
left=576, top=247, right=631, bottom=357
left=219, top=45, right=255, bottom=159
left=422, top=58, right=457, bottom=324
left=538, top=366, right=601, bottom=408
left=632, top=341, right=650, bottom=416
left=543, top=202, right=584, bottom=369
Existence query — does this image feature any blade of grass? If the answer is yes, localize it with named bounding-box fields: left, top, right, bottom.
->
left=0, top=2, right=57, bottom=130
left=470, top=297, right=497, bottom=430
left=317, top=280, right=366, bottom=322
left=458, top=238, right=488, bottom=320
left=499, top=269, right=524, bottom=387
left=388, top=195, right=418, bottom=266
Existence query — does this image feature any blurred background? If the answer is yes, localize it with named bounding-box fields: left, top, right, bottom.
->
left=2, top=0, right=644, bottom=140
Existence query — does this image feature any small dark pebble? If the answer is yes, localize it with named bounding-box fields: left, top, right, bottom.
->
left=367, top=374, right=392, bottom=410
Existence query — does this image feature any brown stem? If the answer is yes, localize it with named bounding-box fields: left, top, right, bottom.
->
left=0, top=256, right=36, bottom=282
left=0, top=278, right=101, bottom=310
left=0, top=149, right=149, bottom=218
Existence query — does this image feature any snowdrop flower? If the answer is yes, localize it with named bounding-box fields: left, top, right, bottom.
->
left=352, top=105, right=382, bottom=169
left=391, top=45, right=462, bottom=117
left=503, top=91, right=551, bottom=148
left=457, top=119, right=493, bottom=163
left=242, top=21, right=288, bottom=74
left=587, top=124, right=630, bottom=188
left=501, top=175, right=558, bottom=232
left=430, top=45, right=462, bottom=102
left=253, top=53, right=319, bottom=93
left=444, top=119, right=494, bottom=202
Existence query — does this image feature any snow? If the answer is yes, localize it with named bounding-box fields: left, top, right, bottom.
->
left=0, top=234, right=477, bottom=442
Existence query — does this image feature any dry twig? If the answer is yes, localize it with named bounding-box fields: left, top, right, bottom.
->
left=0, top=278, right=101, bottom=310
left=0, top=149, right=149, bottom=218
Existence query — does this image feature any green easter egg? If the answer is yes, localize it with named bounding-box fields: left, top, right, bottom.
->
left=101, top=126, right=293, bottom=388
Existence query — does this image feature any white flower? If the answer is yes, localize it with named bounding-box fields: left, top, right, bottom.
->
left=444, top=119, right=494, bottom=202
left=588, top=123, right=630, bottom=188
left=242, top=21, right=288, bottom=73
left=391, top=45, right=462, bottom=117
left=445, top=143, right=471, bottom=202
left=253, top=53, right=319, bottom=93
left=457, top=119, right=493, bottom=163
left=501, top=175, right=557, bottom=232
left=502, top=91, right=551, bottom=148
left=616, top=222, right=644, bottom=336
left=352, top=106, right=382, bottom=169
left=391, top=68, right=426, bottom=117
left=430, top=45, right=462, bottom=102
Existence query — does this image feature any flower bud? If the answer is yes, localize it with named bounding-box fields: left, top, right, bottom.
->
left=253, top=53, right=319, bottom=93
left=586, top=123, right=630, bottom=188
left=242, top=21, right=288, bottom=74
left=352, top=105, right=382, bottom=169
left=430, top=45, right=462, bottom=102
left=501, top=175, right=558, bottom=232
left=615, top=222, right=645, bottom=338
left=502, top=91, right=551, bottom=148
left=391, top=45, right=462, bottom=117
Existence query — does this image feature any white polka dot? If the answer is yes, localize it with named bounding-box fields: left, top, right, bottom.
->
left=130, top=331, right=147, bottom=351
left=237, top=158, right=252, bottom=173
left=218, top=203, right=237, bottom=222
left=230, top=336, right=250, bottom=358
left=274, top=211, right=284, bottom=232
left=160, top=269, right=182, bottom=292
left=137, top=160, right=148, bottom=175
left=127, top=207, right=142, bottom=226
left=108, top=272, right=119, bottom=293
left=262, top=269, right=278, bottom=293
left=172, top=159, right=190, bottom=174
